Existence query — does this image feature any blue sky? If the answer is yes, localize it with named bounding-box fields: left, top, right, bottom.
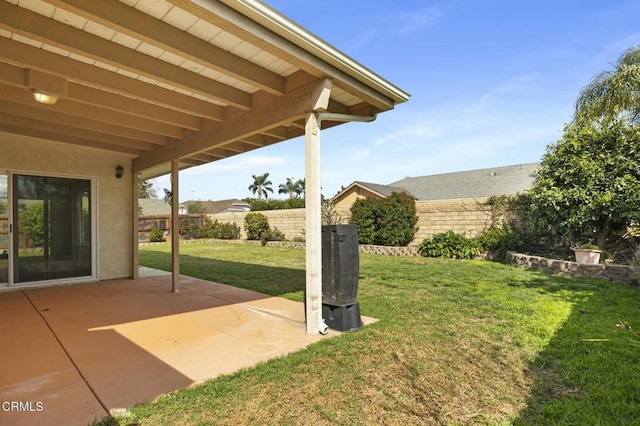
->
left=155, top=0, right=640, bottom=202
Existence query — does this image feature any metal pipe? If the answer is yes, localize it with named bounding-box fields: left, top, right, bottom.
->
left=317, top=112, right=377, bottom=124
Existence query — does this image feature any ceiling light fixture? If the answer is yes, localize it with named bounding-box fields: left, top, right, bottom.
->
left=32, top=89, right=59, bottom=105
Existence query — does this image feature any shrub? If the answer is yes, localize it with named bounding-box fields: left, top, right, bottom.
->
left=244, top=212, right=270, bottom=240
left=148, top=227, right=165, bottom=242
left=350, top=192, right=418, bottom=246
left=478, top=225, right=523, bottom=257
left=260, top=227, right=286, bottom=246
left=179, top=217, right=240, bottom=240
left=244, top=198, right=305, bottom=211
left=212, top=220, right=241, bottom=240
left=418, top=231, right=481, bottom=259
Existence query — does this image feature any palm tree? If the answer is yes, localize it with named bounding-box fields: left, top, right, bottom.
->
left=248, top=173, right=274, bottom=199
left=295, top=178, right=305, bottom=198
left=575, top=45, right=640, bottom=124
left=278, top=177, right=304, bottom=199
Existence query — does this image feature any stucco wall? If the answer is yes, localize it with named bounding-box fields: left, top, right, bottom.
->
left=0, top=133, right=134, bottom=280
left=333, top=187, right=382, bottom=208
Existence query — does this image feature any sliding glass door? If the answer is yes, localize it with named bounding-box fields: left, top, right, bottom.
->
left=13, top=175, right=92, bottom=284
left=0, top=174, right=7, bottom=285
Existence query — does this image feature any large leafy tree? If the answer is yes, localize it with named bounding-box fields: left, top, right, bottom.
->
left=528, top=117, right=640, bottom=249
left=248, top=173, right=274, bottom=200
left=278, top=178, right=304, bottom=199
left=575, top=45, right=640, bottom=124
left=138, top=178, right=157, bottom=199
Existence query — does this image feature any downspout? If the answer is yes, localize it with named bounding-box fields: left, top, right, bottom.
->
left=317, top=113, right=377, bottom=125
left=307, top=112, right=376, bottom=335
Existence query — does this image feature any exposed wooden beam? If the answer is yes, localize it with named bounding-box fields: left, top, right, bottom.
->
left=171, top=0, right=395, bottom=111
left=49, top=0, right=285, bottom=96
left=0, top=37, right=225, bottom=121
left=0, top=82, right=185, bottom=139
left=66, top=84, right=202, bottom=131
left=0, top=1, right=251, bottom=110
left=133, top=78, right=332, bottom=172
left=0, top=99, right=169, bottom=146
left=0, top=123, right=143, bottom=156
left=0, top=113, right=156, bottom=152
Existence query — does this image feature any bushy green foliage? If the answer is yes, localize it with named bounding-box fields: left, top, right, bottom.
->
left=418, top=231, right=481, bottom=259
left=148, top=227, right=165, bottom=242
left=244, top=198, right=305, bottom=211
left=244, top=213, right=270, bottom=240
left=350, top=192, right=418, bottom=246
left=528, top=117, right=640, bottom=250
left=20, top=203, right=44, bottom=247
left=179, top=217, right=240, bottom=240
left=260, top=227, right=286, bottom=246
left=478, top=225, right=523, bottom=257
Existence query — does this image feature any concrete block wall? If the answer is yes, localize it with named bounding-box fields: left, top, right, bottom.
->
left=207, top=198, right=493, bottom=245
left=208, top=208, right=306, bottom=241
left=413, top=199, right=492, bottom=243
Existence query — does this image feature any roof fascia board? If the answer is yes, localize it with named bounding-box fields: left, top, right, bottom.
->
left=182, top=0, right=406, bottom=110
left=220, top=0, right=410, bottom=104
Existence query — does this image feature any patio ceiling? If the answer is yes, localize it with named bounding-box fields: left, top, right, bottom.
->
left=0, top=0, right=409, bottom=178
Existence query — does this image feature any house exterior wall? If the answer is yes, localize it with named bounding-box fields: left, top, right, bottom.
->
left=0, top=134, right=134, bottom=280
left=333, top=187, right=382, bottom=208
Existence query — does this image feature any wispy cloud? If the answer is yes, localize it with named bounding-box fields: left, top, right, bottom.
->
left=395, top=7, right=443, bottom=35
left=471, top=73, right=543, bottom=112
left=372, top=124, right=440, bottom=146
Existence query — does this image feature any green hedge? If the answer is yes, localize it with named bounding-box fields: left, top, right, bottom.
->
left=350, top=192, right=418, bottom=246
left=418, top=231, right=481, bottom=259
left=179, top=217, right=240, bottom=240
left=244, top=198, right=305, bottom=211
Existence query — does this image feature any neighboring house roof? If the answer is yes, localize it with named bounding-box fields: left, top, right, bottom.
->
left=331, top=181, right=410, bottom=203
left=138, top=198, right=171, bottom=216
left=352, top=181, right=409, bottom=197
left=389, top=163, right=539, bottom=201
left=182, top=199, right=250, bottom=214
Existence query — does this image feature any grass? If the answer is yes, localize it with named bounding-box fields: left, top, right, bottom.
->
left=100, top=242, right=640, bottom=425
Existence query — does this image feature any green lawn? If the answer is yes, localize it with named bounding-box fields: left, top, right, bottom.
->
left=101, top=242, right=640, bottom=425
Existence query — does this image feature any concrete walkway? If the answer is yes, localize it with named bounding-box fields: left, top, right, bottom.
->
left=0, top=270, right=354, bottom=425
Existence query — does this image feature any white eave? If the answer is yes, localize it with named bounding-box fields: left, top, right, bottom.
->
left=219, top=0, right=411, bottom=105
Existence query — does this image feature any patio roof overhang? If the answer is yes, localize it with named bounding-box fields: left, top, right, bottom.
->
left=0, top=0, right=409, bottom=335
left=0, top=0, right=409, bottom=178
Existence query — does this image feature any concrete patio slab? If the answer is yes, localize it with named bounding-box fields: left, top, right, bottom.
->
left=0, top=272, right=373, bottom=426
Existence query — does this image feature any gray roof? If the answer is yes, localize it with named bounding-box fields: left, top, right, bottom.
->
left=182, top=199, right=250, bottom=214
left=389, top=163, right=539, bottom=201
left=352, top=181, right=408, bottom=197
left=138, top=198, right=171, bottom=216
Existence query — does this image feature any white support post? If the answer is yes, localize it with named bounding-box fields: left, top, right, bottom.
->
left=171, top=159, right=180, bottom=293
left=305, top=112, right=322, bottom=334
left=132, top=172, right=139, bottom=279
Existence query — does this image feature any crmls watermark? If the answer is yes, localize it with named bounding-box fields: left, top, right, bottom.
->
left=2, top=401, right=44, bottom=412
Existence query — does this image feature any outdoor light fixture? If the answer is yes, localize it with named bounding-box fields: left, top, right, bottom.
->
left=32, top=89, right=59, bottom=105
left=115, top=165, right=124, bottom=179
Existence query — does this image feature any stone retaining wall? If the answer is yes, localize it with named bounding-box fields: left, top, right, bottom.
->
left=141, top=239, right=420, bottom=256
left=506, top=251, right=639, bottom=285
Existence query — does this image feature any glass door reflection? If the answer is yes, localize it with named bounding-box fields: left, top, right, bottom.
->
left=0, top=174, right=7, bottom=285
left=13, top=175, right=92, bottom=284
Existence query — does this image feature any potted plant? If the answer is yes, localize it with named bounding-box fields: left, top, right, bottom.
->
left=574, top=243, right=602, bottom=264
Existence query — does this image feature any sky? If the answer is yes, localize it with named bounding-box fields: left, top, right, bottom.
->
left=153, top=0, right=640, bottom=202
